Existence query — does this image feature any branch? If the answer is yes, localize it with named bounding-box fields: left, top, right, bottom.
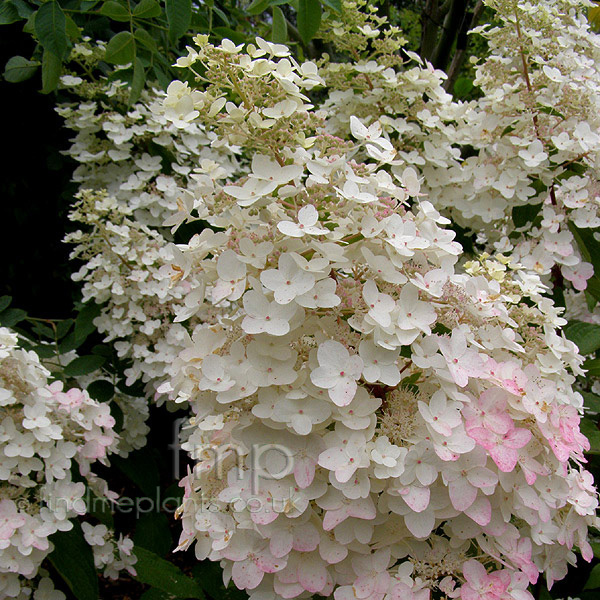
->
left=443, top=0, right=485, bottom=93
left=431, top=0, right=469, bottom=71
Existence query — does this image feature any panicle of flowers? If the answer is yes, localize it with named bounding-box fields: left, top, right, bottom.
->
left=0, top=328, right=134, bottom=598
left=59, top=40, right=238, bottom=395
left=159, top=30, right=599, bottom=600
left=82, top=522, right=137, bottom=580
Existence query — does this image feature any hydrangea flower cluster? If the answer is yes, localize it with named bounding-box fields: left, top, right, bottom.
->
left=159, top=29, right=599, bottom=600
left=58, top=41, right=238, bottom=393
left=81, top=522, right=137, bottom=580
left=0, top=328, right=134, bottom=598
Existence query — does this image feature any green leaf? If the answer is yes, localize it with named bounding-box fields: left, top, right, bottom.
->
left=110, top=399, right=124, bottom=432
left=99, top=0, right=131, bottom=21
left=11, top=0, right=33, bottom=18
left=105, top=31, right=136, bottom=64
left=41, top=48, right=62, bottom=93
left=192, top=562, right=247, bottom=600
left=0, top=296, right=11, bottom=313
left=133, top=0, right=161, bottom=18
left=321, top=0, right=341, bottom=12
left=569, top=222, right=600, bottom=275
left=563, top=320, right=600, bottom=355
left=584, top=563, right=600, bottom=589
left=35, top=1, right=68, bottom=59
left=112, top=447, right=159, bottom=496
left=512, top=203, right=542, bottom=228
left=453, top=77, right=473, bottom=98
left=583, top=357, right=600, bottom=377
left=0, top=307, right=27, bottom=327
left=212, top=26, right=247, bottom=45
left=49, top=521, right=99, bottom=600
left=583, top=391, right=600, bottom=414
left=246, top=0, right=270, bottom=15
left=586, top=276, right=600, bottom=303
left=271, top=6, right=287, bottom=42
left=134, top=512, right=173, bottom=557
left=65, top=14, right=82, bottom=40
left=87, top=380, right=114, bottom=402
left=3, top=55, right=38, bottom=82
left=74, top=303, right=101, bottom=341
left=64, top=355, right=106, bottom=377
left=580, top=415, right=600, bottom=454
left=135, top=27, right=158, bottom=52
left=134, top=547, right=204, bottom=598
left=297, top=0, right=321, bottom=44
left=130, top=56, right=145, bottom=103
left=87, top=495, right=114, bottom=528
left=0, top=1, right=21, bottom=24
left=166, top=0, right=191, bottom=41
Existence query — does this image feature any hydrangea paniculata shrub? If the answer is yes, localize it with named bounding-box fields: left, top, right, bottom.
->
left=158, top=24, right=599, bottom=600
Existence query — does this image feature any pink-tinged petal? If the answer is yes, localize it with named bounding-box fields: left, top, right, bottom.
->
left=294, top=456, right=316, bottom=488
left=323, top=507, right=349, bottom=531
left=353, top=575, right=375, bottom=598
left=334, top=585, right=356, bottom=600
left=504, top=427, right=532, bottom=449
left=310, top=367, right=336, bottom=390
left=463, top=559, right=488, bottom=588
left=466, top=466, right=497, bottom=490
left=298, top=553, right=328, bottom=593
left=232, top=560, right=264, bottom=590
left=348, top=497, right=377, bottom=521
left=319, top=534, right=348, bottom=564
left=402, top=485, right=431, bottom=513
left=293, top=524, right=319, bottom=552
left=255, top=551, right=285, bottom=573
left=490, top=445, right=518, bottom=472
left=329, top=379, right=357, bottom=407
left=464, top=496, right=491, bottom=526
left=404, top=509, right=435, bottom=538
left=449, top=478, right=477, bottom=511
left=250, top=505, right=279, bottom=525
left=460, top=584, right=479, bottom=600
left=270, top=529, right=294, bottom=558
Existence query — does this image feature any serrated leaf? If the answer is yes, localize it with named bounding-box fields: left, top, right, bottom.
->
left=65, top=14, right=81, bottom=40
left=0, top=307, right=27, bottom=327
left=512, top=203, right=542, bottom=228
left=64, top=355, right=106, bottom=377
left=112, top=447, right=159, bottom=496
left=272, top=6, right=287, bottom=42
left=166, top=0, right=191, bottom=40
left=0, top=1, right=21, bottom=24
left=41, top=48, right=61, bottom=93
left=74, top=303, right=101, bottom=341
left=134, top=547, right=204, bottom=598
left=49, top=521, right=99, bottom=600
left=105, top=31, right=136, bottom=64
left=130, top=56, right=144, bottom=103
left=35, top=1, right=68, bottom=59
left=135, top=27, right=158, bottom=52
left=133, top=0, right=161, bottom=19
left=87, top=380, right=114, bottom=402
left=580, top=416, right=600, bottom=454
left=453, top=77, right=473, bottom=98
left=321, top=0, right=341, bottom=12
left=3, top=55, right=39, bottom=82
left=134, top=512, right=173, bottom=557
left=564, top=320, right=600, bottom=355
left=99, top=0, right=130, bottom=21
left=297, top=0, right=321, bottom=44
left=584, top=562, right=600, bottom=589
left=247, top=0, right=270, bottom=15
left=582, top=391, right=600, bottom=414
